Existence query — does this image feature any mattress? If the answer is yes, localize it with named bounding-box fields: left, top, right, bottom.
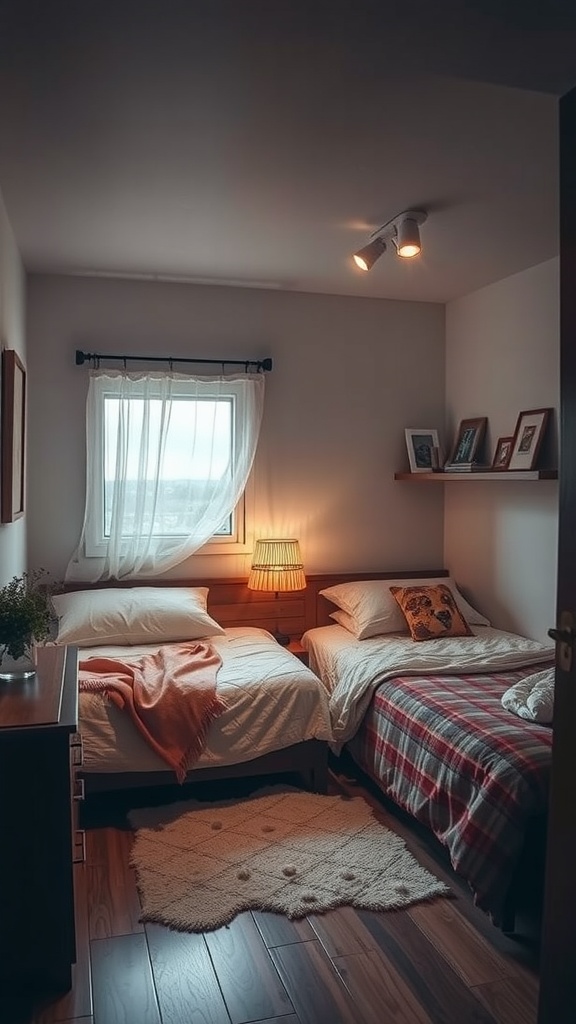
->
left=78, top=627, right=332, bottom=774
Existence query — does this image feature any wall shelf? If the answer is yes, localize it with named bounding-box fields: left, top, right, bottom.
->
left=394, top=470, right=558, bottom=482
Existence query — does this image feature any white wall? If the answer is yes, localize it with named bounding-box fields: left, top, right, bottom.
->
left=0, top=189, right=26, bottom=584
left=444, top=258, right=559, bottom=642
left=26, top=274, right=446, bottom=581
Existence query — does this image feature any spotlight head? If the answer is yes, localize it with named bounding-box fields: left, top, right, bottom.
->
left=396, top=215, right=422, bottom=258
left=352, top=237, right=386, bottom=272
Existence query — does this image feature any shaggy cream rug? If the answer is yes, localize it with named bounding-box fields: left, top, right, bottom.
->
left=128, top=788, right=450, bottom=931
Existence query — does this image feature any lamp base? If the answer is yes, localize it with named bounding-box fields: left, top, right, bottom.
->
left=272, top=629, right=290, bottom=646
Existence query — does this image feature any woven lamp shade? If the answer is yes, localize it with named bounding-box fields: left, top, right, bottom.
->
left=247, top=538, right=306, bottom=592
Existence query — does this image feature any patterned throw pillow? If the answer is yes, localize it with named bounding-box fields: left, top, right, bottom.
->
left=390, top=584, right=474, bottom=641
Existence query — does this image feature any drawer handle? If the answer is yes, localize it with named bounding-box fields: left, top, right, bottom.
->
left=70, top=741, right=84, bottom=767
left=73, top=829, right=86, bottom=864
left=73, top=777, right=85, bottom=802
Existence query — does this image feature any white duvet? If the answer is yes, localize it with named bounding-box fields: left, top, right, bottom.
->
left=79, top=627, right=333, bottom=774
left=302, top=624, right=555, bottom=746
left=501, top=667, right=555, bottom=723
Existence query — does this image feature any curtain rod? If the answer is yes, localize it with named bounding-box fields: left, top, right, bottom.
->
left=75, top=349, right=272, bottom=372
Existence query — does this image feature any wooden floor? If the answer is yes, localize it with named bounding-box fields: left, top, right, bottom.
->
left=3, top=765, right=541, bottom=1024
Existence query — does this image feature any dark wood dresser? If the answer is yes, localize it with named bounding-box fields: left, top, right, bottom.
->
left=0, top=645, right=80, bottom=993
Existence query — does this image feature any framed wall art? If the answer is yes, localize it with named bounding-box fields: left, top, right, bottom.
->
left=404, top=428, right=441, bottom=473
left=446, top=417, right=487, bottom=466
left=508, top=408, right=552, bottom=471
left=491, top=435, right=513, bottom=470
left=1, top=349, right=26, bottom=523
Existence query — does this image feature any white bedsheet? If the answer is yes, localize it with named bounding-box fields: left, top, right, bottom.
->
left=79, top=627, right=332, bottom=774
left=301, top=624, right=555, bottom=747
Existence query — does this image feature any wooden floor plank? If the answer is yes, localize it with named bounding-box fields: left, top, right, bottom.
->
left=90, top=933, right=161, bottom=1024
left=332, top=948, right=434, bottom=1024
left=408, top=899, right=514, bottom=987
left=85, top=824, right=130, bottom=867
left=255, top=1018, right=300, bottom=1024
left=358, top=908, right=499, bottom=1023
left=38, top=1019, right=93, bottom=1024
left=87, top=851, right=143, bottom=939
left=270, top=939, right=360, bottom=1024
left=252, top=909, right=315, bottom=947
left=472, top=976, right=539, bottom=1024
left=145, top=923, right=232, bottom=1024
left=204, top=912, right=294, bottom=1024
left=307, top=906, right=377, bottom=956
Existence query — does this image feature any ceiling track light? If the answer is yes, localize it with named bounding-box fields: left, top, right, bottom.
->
left=352, top=209, right=427, bottom=271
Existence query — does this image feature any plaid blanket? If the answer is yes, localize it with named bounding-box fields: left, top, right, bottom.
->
left=346, top=666, right=553, bottom=920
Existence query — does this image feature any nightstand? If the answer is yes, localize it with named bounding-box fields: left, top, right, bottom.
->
left=287, top=639, right=309, bottom=666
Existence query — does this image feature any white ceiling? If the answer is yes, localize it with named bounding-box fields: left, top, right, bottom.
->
left=0, top=1, right=575, bottom=303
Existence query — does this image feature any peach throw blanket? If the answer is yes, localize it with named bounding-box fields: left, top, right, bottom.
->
left=79, top=642, right=226, bottom=782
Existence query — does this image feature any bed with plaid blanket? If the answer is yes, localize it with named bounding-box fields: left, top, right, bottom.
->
left=302, top=624, right=554, bottom=922
left=347, top=666, right=552, bottom=920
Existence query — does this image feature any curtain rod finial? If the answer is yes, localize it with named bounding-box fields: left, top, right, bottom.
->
left=75, top=350, right=86, bottom=365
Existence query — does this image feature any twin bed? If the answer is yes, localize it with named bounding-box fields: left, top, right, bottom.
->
left=51, top=583, right=332, bottom=794
left=53, top=569, right=555, bottom=929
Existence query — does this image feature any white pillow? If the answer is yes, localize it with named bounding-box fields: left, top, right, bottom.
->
left=52, top=586, right=226, bottom=647
left=320, top=577, right=489, bottom=640
left=330, top=609, right=363, bottom=636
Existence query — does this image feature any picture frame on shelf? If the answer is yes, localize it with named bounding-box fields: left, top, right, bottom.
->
left=446, top=417, right=487, bottom=466
left=1, top=349, right=26, bottom=523
left=508, top=408, right=552, bottom=471
left=404, top=428, right=441, bottom=473
left=492, top=435, right=514, bottom=470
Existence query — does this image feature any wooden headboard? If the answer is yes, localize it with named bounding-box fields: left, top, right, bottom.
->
left=64, top=569, right=448, bottom=640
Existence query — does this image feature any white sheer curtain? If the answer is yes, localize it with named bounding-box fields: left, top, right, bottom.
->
left=66, top=369, right=265, bottom=582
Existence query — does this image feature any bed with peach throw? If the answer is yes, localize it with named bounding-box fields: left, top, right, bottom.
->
left=51, top=584, right=332, bottom=794
left=302, top=622, right=554, bottom=924
left=78, top=627, right=332, bottom=792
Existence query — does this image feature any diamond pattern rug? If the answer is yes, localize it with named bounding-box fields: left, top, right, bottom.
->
left=128, top=787, right=450, bottom=932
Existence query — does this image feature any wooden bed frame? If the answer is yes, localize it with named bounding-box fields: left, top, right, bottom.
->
left=73, top=568, right=446, bottom=797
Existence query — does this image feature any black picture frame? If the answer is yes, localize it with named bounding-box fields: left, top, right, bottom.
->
left=508, top=408, right=551, bottom=471
left=447, top=417, right=487, bottom=466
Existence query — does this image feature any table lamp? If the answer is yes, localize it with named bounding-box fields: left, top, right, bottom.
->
left=247, top=538, right=306, bottom=645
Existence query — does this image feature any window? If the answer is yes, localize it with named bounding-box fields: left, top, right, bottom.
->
left=98, top=394, right=241, bottom=548
left=66, top=370, right=264, bottom=582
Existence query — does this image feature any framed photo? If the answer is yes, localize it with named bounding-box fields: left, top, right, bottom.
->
left=492, top=436, right=513, bottom=470
left=508, top=408, right=552, bottom=471
left=404, top=428, right=441, bottom=473
left=1, top=349, right=26, bottom=523
left=447, top=417, right=487, bottom=466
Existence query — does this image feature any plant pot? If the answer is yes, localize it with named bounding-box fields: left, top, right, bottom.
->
left=0, top=649, right=36, bottom=680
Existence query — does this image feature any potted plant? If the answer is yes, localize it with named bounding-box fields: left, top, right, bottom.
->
left=0, top=569, right=54, bottom=678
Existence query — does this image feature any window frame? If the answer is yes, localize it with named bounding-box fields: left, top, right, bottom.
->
left=84, top=382, right=253, bottom=558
